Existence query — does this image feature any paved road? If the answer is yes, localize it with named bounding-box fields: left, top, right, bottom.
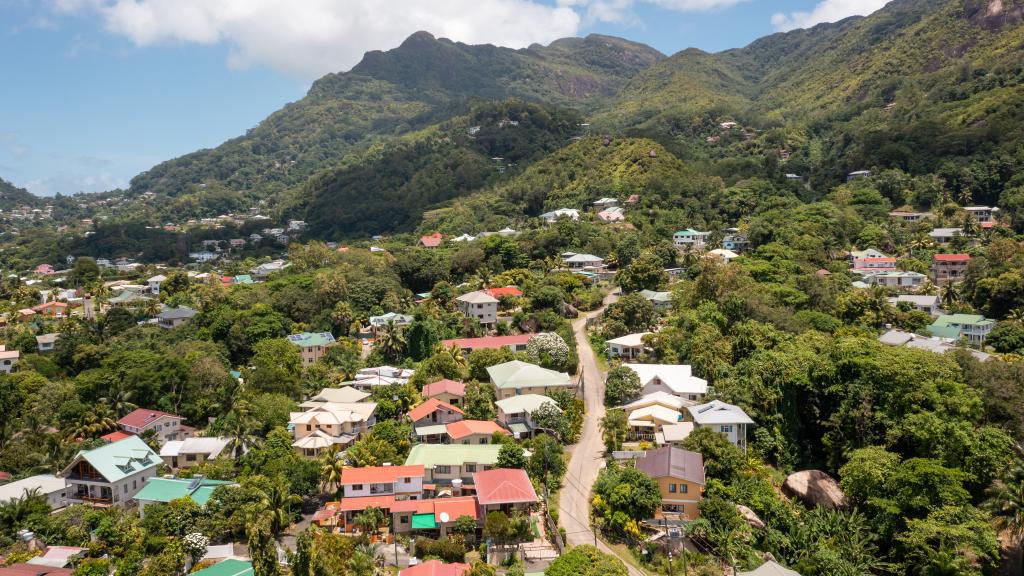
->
left=557, top=290, right=646, bottom=576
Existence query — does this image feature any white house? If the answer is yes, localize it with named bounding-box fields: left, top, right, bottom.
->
left=147, top=275, right=167, bottom=295
left=339, top=464, right=425, bottom=499
left=495, top=394, right=561, bottom=438
left=928, top=228, right=962, bottom=244
left=606, top=332, right=651, bottom=360
left=626, top=364, right=708, bottom=402
left=889, top=295, right=942, bottom=316
left=62, top=435, right=160, bottom=507
left=964, top=206, right=999, bottom=223
left=562, top=253, right=605, bottom=270
left=35, top=333, right=59, bottom=354
left=160, top=437, right=232, bottom=469
left=673, top=229, right=710, bottom=250
left=540, top=208, right=580, bottom=223
left=706, top=248, right=739, bottom=264
left=117, top=408, right=190, bottom=444
left=593, top=197, right=619, bottom=210
left=0, top=474, right=68, bottom=509
left=688, top=400, right=754, bottom=449
left=0, top=346, right=20, bottom=373
left=455, top=291, right=499, bottom=327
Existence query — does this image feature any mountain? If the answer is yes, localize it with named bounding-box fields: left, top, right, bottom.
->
left=127, top=33, right=663, bottom=200
left=0, top=177, right=39, bottom=210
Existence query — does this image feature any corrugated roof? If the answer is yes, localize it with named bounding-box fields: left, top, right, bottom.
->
left=398, top=560, right=470, bottom=576
left=117, top=408, right=179, bottom=429
left=287, top=332, right=336, bottom=348
left=404, top=444, right=503, bottom=468
left=408, top=398, right=464, bottom=422
left=191, top=559, right=253, bottom=576
left=495, top=394, right=559, bottom=414
left=422, top=379, right=466, bottom=398
left=441, top=334, right=535, bottom=351
left=473, top=468, right=537, bottom=505
left=446, top=420, right=509, bottom=440
left=933, top=253, right=971, bottom=262
left=487, top=360, right=571, bottom=390
left=688, top=400, right=754, bottom=425
left=339, top=464, right=425, bottom=485
left=134, top=477, right=233, bottom=505
left=635, top=446, right=705, bottom=486
left=63, top=435, right=159, bottom=483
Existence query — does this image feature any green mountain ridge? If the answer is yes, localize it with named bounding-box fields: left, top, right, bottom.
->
left=0, top=177, right=39, bottom=210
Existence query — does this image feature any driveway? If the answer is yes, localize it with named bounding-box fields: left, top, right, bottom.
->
left=557, top=290, right=646, bottom=576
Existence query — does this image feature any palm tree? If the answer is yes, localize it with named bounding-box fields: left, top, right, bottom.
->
left=100, top=386, right=137, bottom=417
left=353, top=506, right=387, bottom=538
left=376, top=321, right=406, bottom=363
left=64, top=409, right=117, bottom=441
left=221, top=406, right=261, bottom=459
left=257, top=481, right=302, bottom=539
left=941, top=283, right=961, bottom=309
left=1008, top=307, right=1024, bottom=323
left=319, top=445, right=345, bottom=498
left=960, top=213, right=980, bottom=238
left=353, top=543, right=386, bottom=573
left=986, top=465, right=1024, bottom=560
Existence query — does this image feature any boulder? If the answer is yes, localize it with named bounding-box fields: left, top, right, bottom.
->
left=736, top=504, right=765, bottom=529
left=782, top=470, right=847, bottom=509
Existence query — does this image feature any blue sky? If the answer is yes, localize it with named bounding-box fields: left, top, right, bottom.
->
left=0, top=0, right=891, bottom=196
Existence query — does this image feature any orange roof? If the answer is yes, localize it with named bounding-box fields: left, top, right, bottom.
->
left=391, top=496, right=479, bottom=521
left=399, top=560, right=470, bottom=576
left=100, top=431, right=134, bottom=443
left=441, top=334, right=536, bottom=351
left=118, top=408, right=180, bottom=429
left=419, top=232, right=443, bottom=247
left=408, top=398, right=463, bottom=422
left=933, top=253, right=971, bottom=262
left=484, top=286, right=523, bottom=299
left=446, top=420, right=509, bottom=440
left=852, top=257, right=897, bottom=264
left=339, top=464, right=425, bottom=485
left=473, top=468, right=538, bottom=506
left=422, top=379, right=465, bottom=398
left=33, top=301, right=68, bottom=311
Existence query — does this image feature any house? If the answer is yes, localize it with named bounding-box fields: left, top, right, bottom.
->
left=157, top=306, right=197, bottom=329
left=0, top=566, right=72, bottom=576
left=369, top=312, right=415, bottom=335
left=35, top=333, right=59, bottom=353
left=850, top=257, right=896, bottom=272
left=300, top=386, right=371, bottom=409
left=928, top=228, right=962, bottom=244
left=878, top=329, right=991, bottom=362
left=706, top=248, right=739, bottom=264
left=889, top=295, right=942, bottom=316
left=454, top=290, right=500, bottom=327
left=189, top=251, right=219, bottom=263
left=135, top=477, right=234, bottom=517
left=409, top=398, right=464, bottom=428
left=860, top=270, right=927, bottom=289
left=159, top=437, right=232, bottom=469
left=473, top=468, right=537, bottom=514
left=0, top=346, right=20, bottom=373
left=249, top=259, right=289, bottom=280
left=539, top=208, right=580, bottom=223
left=673, top=229, right=710, bottom=250
left=339, top=464, right=425, bottom=499
left=420, top=233, right=443, bottom=249
left=16, top=308, right=36, bottom=322
left=189, top=559, right=253, bottom=576
left=593, top=197, right=619, bottom=210
left=288, top=219, right=306, bottom=230
left=287, top=332, right=337, bottom=367
left=62, top=435, right=160, bottom=506
left=738, top=561, right=802, bottom=576
left=606, top=332, right=651, bottom=360
left=421, top=379, right=466, bottom=407
left=32, top=301, right=68, bottom=318
left=229, top=238, right=246, bottom=249
left=889, top=210, right=931, bottom=223
left=350, top=366, right=415, bottom=389
left=0, top=474, right=67, bottom=509
left=290, top=402, right=377, bottom=456
left=635, top=447, right=705, bottom=519
left=638, top=290, right=672, bottom=311
left=34, top=264, right=55, bottom=275
left=847, top=170, right=872, bottom=181
left=403, top=444, right=504, bottom=485
left=597, top=207, right=625, bottom=223
left=483, top=286, right=524, bottom=300
left=626, top=364, right=708, bottom=402
left=626, top=404, right=684, bottom=442
left=399, top=561, right=470, bottom=576
left=388, top=496, right=479, bottom=537
left=495, top=394, right=561, bottom=438
left=442, top=334, right=534, bottom=356
left=117, top=408, right=188, bottom=444
left=688, top=400, right=754, bottom=449
left=451, top=234, right=476, bottom=243
left=107, top=288, right=150, bottom=307
left=445, top=420, right=509, bottom=445
left=487, top=360, right=573, bottom=400
left=927, top=314, right=995, bottom=346
left=721, top=234, right=749, bottom=252
left=24, top=546, right=87, bottom=569
left=562, top=253, right=605, bottom=270
left=147, top=275, right=167, bottom=295
left=931, top=254, right=970, bottom=285
left=964, top=206, right=999, bottom=223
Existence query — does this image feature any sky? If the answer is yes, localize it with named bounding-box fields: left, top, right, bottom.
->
left=0, top=0, right=892, bottom=197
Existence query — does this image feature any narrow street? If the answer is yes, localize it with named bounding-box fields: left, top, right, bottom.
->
left=557, top=290, right=648, bottom=576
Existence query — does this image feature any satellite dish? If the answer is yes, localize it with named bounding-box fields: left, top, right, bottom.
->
left=439, top=512, right=450, bottom=523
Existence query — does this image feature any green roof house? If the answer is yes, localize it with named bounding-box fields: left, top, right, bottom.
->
left=287, top=332, right=337, bottom=367
left=486, top=360, right=573, bottom=400
left=927, top=314, right=995, bottom=346
left=404, top=444, right=504, bottom=484
left=135, top=477, right=235, bottom=517
left=61, top=435, right=160, bottom=507
left=192, top=559, right=253, bottom=576
left=638, top=290, right=672, bottom=311
left=672, top=229, right=710, bottom=250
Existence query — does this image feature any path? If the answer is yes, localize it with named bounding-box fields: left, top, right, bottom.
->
left=557, top=290, right=647, bottom=576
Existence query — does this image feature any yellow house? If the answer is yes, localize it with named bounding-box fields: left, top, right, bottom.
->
left=635, top=446, right=705, bottom=520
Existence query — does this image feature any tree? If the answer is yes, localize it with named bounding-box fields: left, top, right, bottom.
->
left=354, top=506, right=387, bottom=537
left=986, top=321, right=1024, bottom=354
left=319, top=446, right=345, bottom=498
left=545, top=545, right=627, bottom=576
left=465, top=562, right=497, bottom=576
left=140, top=541, right=186, bottom=576
left=245, top=339, right=302, bottom=398
left=70, top=257, right=100, bottom=286
left=985, top=464, right=1024, bottom=556
left=527, top=434, right=566, bottom=490
left=376, top=321, right=407, bottom=363
left=247, top=519, right=280, bottom=576
left=615, top=253, right=668, bottom=293
left=257, top=480, right=302, bottom=538
left=603, top=365, right=641, bottom=406
left=453, top=515, right=478, bottom=540
left=600, top=409, right=629, bottom=453
left=531, top=402, right=566, bottom=439
left=680, top=428, right=746, bottom=483
left=462, top=380, right=496, bottom=421
left=497, top=442, right=527, bottom=469
left=525, top=332, right=572, bottom=372
left=602, top=294, right=657, bottom=337
left=592, top=463, right=661, bottom=536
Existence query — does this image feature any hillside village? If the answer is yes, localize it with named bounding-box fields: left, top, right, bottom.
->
left=3, top=1, right=1024, bottom=576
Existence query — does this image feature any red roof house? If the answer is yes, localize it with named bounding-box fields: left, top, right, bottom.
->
left=399, top=560, right=470, bottom=576
left=483, top=286, right=523, bottom=299
left=33, top=264, right=55, bottom=275
left=0, top=471, right=11, bottom=482
left=32, top=301, right=68, bottom=317
left=339, top=465, right=425, bottom=486
left=446, top=420, right=509, bottom=442
left=419, top=233, right=443, bottom=248
left=0, top=565, right=73, bottom=576
left=100, top=430, right=134, bottom=443
left=933, top=253, right=971, bottom=262
left=407, top=398, right=464, bottom=426
left=441, top=334, right=536, bottom=354
left=472, top=468, right=538, bottom=510
left=117, top=408, right=188, bottom=442
left=421, top=379, right=466, bottom=403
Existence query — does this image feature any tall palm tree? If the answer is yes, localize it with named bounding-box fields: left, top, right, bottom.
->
left=960, top=213, right=980, bottom=238
left=221, top=407, right=261, bottom=459
left=1008, top=307, right=1024, bottom=324
left=319, top=445, right=345, bottom=498
left=257, top=481, right=302, bottom=539
left=353, top=506, right=387, bottom=538
left=986, top=465, right=1024, bottom=559
left=941, top=283, right=961, bottom=309
left=100, top=386, right=137, bottom=417
left=64, top=409, right=117, bottom=441
left=376, top=321, right=406, bottom=363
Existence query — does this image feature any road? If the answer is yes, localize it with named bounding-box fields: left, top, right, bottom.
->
left=557, top=290, right=647, bottom=576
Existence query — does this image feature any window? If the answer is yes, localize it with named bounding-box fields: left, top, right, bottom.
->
left=133, top=480, right=137, bottom=490
left=186, top=454, right=197, bottom=462
left=351, top=484, right=363, bottom=490
left=436, top=466, right=451, bottom=474
left=668, top=484, right=676, bottom=493
left=720, top=425, right=733, bottom=433
left=466, top=464, right=476, bottom=473
left=679, top=484, right=688, bottom=494
left=402, top=477, right=410, bottom=483
left=400, top=516, right=409, bottom=524
left=123, top=484, right=128, bottom=493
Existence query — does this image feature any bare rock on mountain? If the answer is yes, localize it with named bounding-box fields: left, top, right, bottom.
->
left=782, top=470, right=847, bottom=509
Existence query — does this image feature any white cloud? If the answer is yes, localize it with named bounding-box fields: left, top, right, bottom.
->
left=771, top=0, right=892, bottom=32
left=559, top=0, right=744, bottom=25
left=24, top=171, right=126, bottom=196
left=52, top=0, right=582, bottom=80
